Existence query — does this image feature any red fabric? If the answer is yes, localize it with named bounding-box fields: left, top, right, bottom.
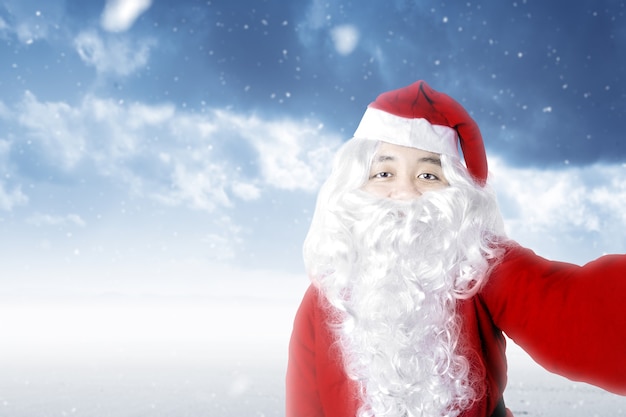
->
left=482, top=245, right=626, bottom=396
left=286, top=285, right=360, bottom=417
left=286, top=244, right=626, bottom=416
left=368, top=80, right=488, bottom=185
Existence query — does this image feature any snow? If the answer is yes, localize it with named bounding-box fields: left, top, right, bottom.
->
left=0, top=296, right=623, bottom=416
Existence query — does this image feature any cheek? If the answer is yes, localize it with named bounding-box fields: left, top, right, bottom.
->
left=362, top=182, right=388, bottom=197
left=430, top=182, right=449, bottom=191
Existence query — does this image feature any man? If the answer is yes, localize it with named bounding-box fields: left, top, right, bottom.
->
left=286, top=80, right=626, bottom=417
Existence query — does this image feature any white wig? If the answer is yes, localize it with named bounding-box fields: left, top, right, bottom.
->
left=303, top=138, right=507, bottom=417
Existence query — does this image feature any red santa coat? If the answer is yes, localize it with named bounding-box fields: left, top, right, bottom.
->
left=286, top=244, right=626, bottom=417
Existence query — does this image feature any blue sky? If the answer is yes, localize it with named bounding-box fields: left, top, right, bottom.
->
left=1, top=0, right=625, bottom=293
left=0, top=0, right=626, bottom=410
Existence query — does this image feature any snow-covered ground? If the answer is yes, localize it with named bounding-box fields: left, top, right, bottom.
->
left=0, top=296, right=623, bottom=416
left=505, top=340, right=625, bottom=416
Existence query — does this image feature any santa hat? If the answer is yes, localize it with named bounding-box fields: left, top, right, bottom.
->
left=353, top=80, right=488, bottom=185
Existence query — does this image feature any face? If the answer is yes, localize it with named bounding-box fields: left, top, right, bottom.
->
left=362, top=142, right=449, bottom=200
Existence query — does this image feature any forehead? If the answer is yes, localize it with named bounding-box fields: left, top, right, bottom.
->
left=373, top=141, right=441, bottom=161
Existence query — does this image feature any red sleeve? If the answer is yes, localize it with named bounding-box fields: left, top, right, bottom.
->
left=286, top=285, right=325, bottom=417
left=481, top=244, right=626, bottom=395
left=286, top=285, right=360, bottom=417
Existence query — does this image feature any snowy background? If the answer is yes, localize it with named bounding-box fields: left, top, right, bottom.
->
left=0, top=0, right=625, bottom=415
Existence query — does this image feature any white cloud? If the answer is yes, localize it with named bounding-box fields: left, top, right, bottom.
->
left=158, top=110, right=342, bottom=209
left=26, top=213, right=86, bottom=227
left=162, top=162, right=233, bottom=211
left=5, top=92, right=342, bottom=214
left=302, top=0, right=328, bottom=30
left=489, top=157, right=626, bottom=263
left=330, top=24, right=360, bottom=55
left=231, top=181, right=261, bottom=201
left=0, top=101, right=11, bottom=118
left=127, top=102, right=176, bottom=128
left=0, top=2, right=65, bottom=45
left=74, top=30, right=153, bottom=76
left=15, top=21, right=46, bottom=44
left=14, top=92, right=177, bottom=170
left=0, top=183, right=28, bottom=211
left=0, top=139, right=28, bottom=211
left=101, top=0, right=153, bottom=33
left=218, top=110, right=342, bottom=192
left=17, top=91, right=87, bottom=169
left=0, top=138, right=11, bottom=156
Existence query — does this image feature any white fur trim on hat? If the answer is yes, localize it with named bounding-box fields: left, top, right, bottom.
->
left=353, top=107, right=460, bottom=158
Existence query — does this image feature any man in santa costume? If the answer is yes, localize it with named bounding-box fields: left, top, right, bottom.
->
left=286, top=80, right=626, bottom=417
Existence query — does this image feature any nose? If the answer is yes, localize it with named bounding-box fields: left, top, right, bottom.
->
left=389, top=177, right=422, bottom=200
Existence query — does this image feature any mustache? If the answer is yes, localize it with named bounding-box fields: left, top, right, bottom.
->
left=339, top=189, right=455, bottom=222
left=341, top=190, right=451, bottom=245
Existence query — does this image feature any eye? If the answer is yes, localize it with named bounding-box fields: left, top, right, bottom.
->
left=372, top=171, right=393, bottom=178
left=371, top=172, right=393, bottom=179
left=418, top=173, right=440, bottom=181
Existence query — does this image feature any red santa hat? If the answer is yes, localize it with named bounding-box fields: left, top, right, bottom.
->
left=353, top=80, right=488, bottom=185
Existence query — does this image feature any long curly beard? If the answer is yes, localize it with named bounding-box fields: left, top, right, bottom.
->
left=315, top=188, right=499, bottom=417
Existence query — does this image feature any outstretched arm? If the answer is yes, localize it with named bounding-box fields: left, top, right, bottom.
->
left=482, top=244, right=626, bottom=395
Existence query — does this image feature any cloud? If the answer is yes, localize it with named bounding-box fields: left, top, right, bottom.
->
left=5, top=92, right=342, bottom=214
left=0, top=2, right=66, bottom=45
left=489, top=157, right=626, bottom=262
left=13, top=92, right=177, bottom=170
left=16, top=91, right=88, bottom=169
left=0, top=101, right=11, bottom=118
left=15, top=20, right=46, bottom=44
left=26, top=213, right=86, bottom=227
left=160, top=162, right=234, bottom=211
left=101, top=0, right=153, bottom=33
left=231, top=181, right=261, bottom=201
left=0, top=182, right=28, bottom=211
left=74, top=30, right=154, bottom=76
left=0, top=139, right=28, bottom=211
left=216, top=110, right=341, bottom=193
left=300, top=0, right=328, bottom=31
left=330, top=25, right=360, bottom=55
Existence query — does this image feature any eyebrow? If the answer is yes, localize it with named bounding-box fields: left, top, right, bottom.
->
left=373, top=155, right=442, bottom=166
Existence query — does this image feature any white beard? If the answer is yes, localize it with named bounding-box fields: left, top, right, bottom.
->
left=316, top=189, right=499, bottom=417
